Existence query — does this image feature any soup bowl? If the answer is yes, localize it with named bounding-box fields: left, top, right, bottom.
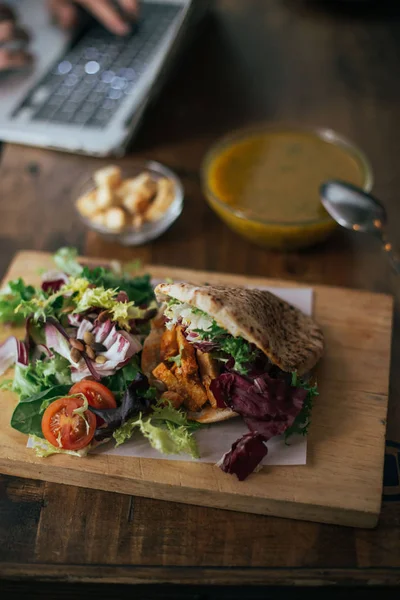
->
left=201, top=126, right=373, bottom=250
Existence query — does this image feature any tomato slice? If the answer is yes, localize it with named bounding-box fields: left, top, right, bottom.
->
left=69, top=381, right=116, bottom=410
left=42, top=397, right=96, bottom=450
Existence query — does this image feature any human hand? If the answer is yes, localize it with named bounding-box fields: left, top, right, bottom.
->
left=48, top=0, right=139, bottom=36
left=0, top=4, right=32, bottom=73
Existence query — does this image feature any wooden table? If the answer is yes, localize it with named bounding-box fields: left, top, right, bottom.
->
left=1, top=0, right=400, bottom=595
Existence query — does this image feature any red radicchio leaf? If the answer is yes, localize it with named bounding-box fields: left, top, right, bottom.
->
left=32, top=344, right=54, bottom=361
left=41, top=279, right=66, bottom=293
left=46, top=316, right=70, bottom=340
left=217, top=432, right=268, bottom=481
left=91, top=372, right=152, bottom=441
left=82, top=353, right=102, bottom=381
left=210, top=372, right=306, bottom=423
left=116, top=291, right=129, bottom=303
left=0, top=336, right=28, bottom=374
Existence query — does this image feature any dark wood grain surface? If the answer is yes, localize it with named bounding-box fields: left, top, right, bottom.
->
left=1, top=0, right=400, bottom=594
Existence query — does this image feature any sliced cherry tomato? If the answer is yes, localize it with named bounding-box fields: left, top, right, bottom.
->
left=41, top=397, right=96, bottom=450
left=69, top=381, right=116, bottom=410
left=69, top=381, right=116, bottom=427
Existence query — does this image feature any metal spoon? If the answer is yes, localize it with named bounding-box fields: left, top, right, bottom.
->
left=320, top=179, right=400, bottom=275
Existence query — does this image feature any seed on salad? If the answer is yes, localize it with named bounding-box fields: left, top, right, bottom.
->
left=69, top=338, right=84, bottom=352
left=93, top=342, right=107, bottom=353
left=70, top=348, right=82, bottom=363
left=61, top=306, right=74, bottom=314
left=95, top=355, right=107, bottom=364
left=85, top=345, right=96, bottom=360
left=83, top=331, right=95, bottom=345
left=98, top=310, right=110, bottom=322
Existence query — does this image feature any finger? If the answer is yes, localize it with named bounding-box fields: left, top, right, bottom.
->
left=0, top=4, right=16, bottom=23
left=0, top=19, right=14, bottom=41
left=0, top=49, right=32, bottom=71
left=0, top=21, right=30, bottom=46
left=81, top=0, right=131, bottom=35
left=48, top=0, right=78, bottom=29
left=118, top=0, right=139, bottom=18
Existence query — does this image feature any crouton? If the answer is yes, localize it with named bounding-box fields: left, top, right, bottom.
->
left=76, top=190, right=99, bottom=217
left=145, top=177, right=175, bottom=222
left=94, top=165, right=121, bottom=189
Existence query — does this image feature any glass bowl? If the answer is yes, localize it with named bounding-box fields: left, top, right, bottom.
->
left=201, top=125, right=373, bottom=251
left=74, top=160, right=184, bottom=246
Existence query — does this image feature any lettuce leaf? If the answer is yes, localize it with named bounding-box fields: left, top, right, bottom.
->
left=15, top=288, right=64, bottom=322
left=194, top=319, right=257, bottom=375
left=53, top=247, right=83, bottom=277
left=63, top=277, right=146, bottom=329
left=28, top=434, right=90, bottom=458
left=113, top=402, right=200, bottom=458
left=284, top=374, right=319, bottom=441
left=102, top=358, right=140, bottom=398
left=0, top=278, right=36, bottom=325
left=217, top=336, right=258, bottom=376
left=11, top=355, right=71, bottom=401
left=81, top=265, right=154, bottom=306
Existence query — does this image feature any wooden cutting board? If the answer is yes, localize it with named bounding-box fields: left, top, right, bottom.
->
left=0, top=251, right=393, bottom=528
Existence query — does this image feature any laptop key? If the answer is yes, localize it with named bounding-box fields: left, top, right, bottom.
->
left=27, top=2, right=182, bottom=126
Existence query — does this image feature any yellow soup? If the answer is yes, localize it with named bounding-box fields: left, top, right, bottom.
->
left=203, top=128, right=371, bottom=249
left=208, top=130, right=365, bottom=223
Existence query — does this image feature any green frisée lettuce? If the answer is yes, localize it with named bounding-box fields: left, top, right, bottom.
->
left=53, top=247, right=84, bottom=277
left=82, top=266, right=154, bottom=307
left=54, top=246, right=155, bottom=306
left=284, top=374, right=319, bottom=441
left=0, top=278, right=36, bottom=325
left=113, top=401, right=200, bottom=458
left=28, top=434, right=91, bottom=458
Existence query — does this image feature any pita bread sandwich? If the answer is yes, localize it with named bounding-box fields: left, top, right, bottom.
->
left=142, top=282, right=324, bottom=480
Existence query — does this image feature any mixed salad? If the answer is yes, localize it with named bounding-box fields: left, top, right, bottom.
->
left=0, top=248, right=200, bottom=458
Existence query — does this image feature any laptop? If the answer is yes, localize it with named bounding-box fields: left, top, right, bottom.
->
left=0, top=0, right=197, bottom=156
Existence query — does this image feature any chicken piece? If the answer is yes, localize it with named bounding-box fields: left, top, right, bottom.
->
left=141, top=325, right=163, bottom=382
left=104, top=207, right=127, bottom=231
left=160, top=327, right=179, bottom=361
left=76, top=190, right=99, bottom=217
left=94, top=165, right=122, bottom=190
left=174, top=366, right=208, bottom=412
left=160, top=390, right=184, bottom=410
left=145, top=177, right=175, bottom=222
left=152, top=362, right=189, bottom=400
left=176, top=326, right=198, bottom=378
left=196, top=350, right=220, bottom=408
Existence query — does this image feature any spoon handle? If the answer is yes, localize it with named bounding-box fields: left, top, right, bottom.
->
left=377, top=231, right=400, bottom=275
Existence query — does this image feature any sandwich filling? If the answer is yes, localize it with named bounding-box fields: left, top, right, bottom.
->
left=149, top=297, right=319, bottom=481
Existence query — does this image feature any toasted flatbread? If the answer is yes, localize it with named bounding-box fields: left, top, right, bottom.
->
left=155, top=282, right=324, bottom=376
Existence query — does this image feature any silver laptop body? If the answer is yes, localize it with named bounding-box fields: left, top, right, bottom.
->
left=0, top=0, right=193, bottom=156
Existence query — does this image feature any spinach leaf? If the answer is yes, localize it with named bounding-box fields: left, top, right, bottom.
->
left=11, top=384, right=70, bottom=438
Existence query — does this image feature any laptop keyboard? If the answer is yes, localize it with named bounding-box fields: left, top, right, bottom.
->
left=16, top=3, right=182, bottom=128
